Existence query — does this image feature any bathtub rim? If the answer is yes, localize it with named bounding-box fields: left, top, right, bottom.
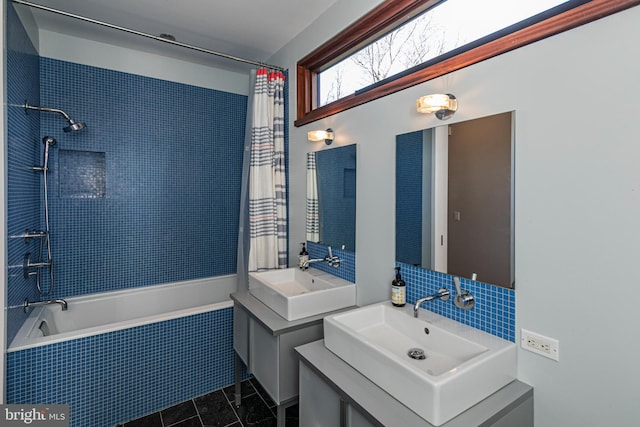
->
left=8, top=274, right=236, bottom=352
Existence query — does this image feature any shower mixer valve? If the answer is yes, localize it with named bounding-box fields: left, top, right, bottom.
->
left=23, top=252, right=51, bottom=279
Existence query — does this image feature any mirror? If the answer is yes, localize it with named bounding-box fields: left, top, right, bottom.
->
left=396, top=112, right=514, bottom=288
left=306, top=145, right=357, bottom=251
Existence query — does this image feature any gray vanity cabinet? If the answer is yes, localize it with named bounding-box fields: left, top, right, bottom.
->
left=300, top=360, right=341, bottom=426
left=248, top=312, right=322, bottom=404
left=300, top=362, right=377, bottom=427
left=231, top=292, right=355, bottom=427
left=297, top=340, right=533, bottom=427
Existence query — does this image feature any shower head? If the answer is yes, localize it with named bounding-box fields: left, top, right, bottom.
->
left=24, top=100, right=87, bottom=133
left=63, top=120, right=86, bottom=133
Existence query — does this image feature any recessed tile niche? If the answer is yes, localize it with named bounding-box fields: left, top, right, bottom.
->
left=58, top=149, right=106, bottom=198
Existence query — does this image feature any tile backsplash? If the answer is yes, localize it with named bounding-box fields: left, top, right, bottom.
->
left=301, top=247, right=512, bottom=341
left=306, top=241, right=355, bottom=283
left=398, top=262, right=515, bottom=341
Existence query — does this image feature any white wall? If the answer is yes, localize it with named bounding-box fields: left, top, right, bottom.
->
left=13, top=4, right=38, bottom=49
left=10, top=5, right=249, bottom=95
left=271, top=2, right=640, bottom=426
left=38, top=30, right=250, bottom=96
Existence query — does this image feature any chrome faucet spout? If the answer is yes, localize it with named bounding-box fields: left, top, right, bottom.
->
left=23, top=298, right=68, bottom=313
left=302, top=257, right=325, bottom=269
left=413, top=288, right=450, bottom=318
left=54, top=299, right=68, bottom=310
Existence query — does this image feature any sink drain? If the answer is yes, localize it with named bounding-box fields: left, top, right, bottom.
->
left=407, top=348, right=427, bottom=360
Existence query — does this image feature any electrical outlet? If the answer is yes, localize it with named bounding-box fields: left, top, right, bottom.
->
left=521, top=329, right=559, bottom=361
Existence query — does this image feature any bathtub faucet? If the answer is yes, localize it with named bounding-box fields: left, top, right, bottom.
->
left=23, top=298, right=68, bottom=313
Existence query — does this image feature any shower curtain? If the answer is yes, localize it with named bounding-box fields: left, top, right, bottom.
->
left=306, top=152, right=319, bottom=242
left=240, top=68, right=287, bottom=274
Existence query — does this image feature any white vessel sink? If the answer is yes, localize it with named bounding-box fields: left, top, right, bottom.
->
left=324, top=302, right=516, bottom=426
left=248, top=268, right=355, bottom=321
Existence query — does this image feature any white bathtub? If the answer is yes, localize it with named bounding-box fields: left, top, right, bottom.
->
left=9, top=275, right=236, bottom=351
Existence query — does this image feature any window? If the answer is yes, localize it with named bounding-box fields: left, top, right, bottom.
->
left=319, top=0, right=573, bottom=106
left=296, top=0, right=638, bottom=126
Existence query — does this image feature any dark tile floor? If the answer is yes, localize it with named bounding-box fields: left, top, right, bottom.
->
left=119, top=378, right=298, bottom=427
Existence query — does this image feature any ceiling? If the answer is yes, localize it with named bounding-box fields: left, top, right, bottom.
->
left=13, top=0, right=342, bottom=72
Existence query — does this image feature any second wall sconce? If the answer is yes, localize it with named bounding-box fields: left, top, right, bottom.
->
left=307, top=128, right=334, bottom=145
left=416, top=94, right=458, bottom=120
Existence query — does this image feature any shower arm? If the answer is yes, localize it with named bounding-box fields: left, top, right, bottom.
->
left=24, top=101, right=72, bottom=121
left=23, top=100, right=86, bottom=132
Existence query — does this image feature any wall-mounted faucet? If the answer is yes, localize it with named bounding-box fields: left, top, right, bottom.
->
left=453, top=276, right=475, bottom=310
left=413, top=288, right=450, bottom=318
left=324, top=246, right=341, bottom=268
left=301, top=245, right=341, bottom=269
left=24, top=298, right=68, bottom=312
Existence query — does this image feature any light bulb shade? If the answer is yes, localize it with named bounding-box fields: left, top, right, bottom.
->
left=307, top=128, right=334, bottom=144
left=416, top=94, right=458, bottom=120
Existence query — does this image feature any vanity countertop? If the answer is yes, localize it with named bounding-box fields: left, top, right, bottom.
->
left=296, top=339, right=533, bottom=427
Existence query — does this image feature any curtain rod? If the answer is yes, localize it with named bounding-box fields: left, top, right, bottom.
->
left=11, top=0, right=285, bottom=72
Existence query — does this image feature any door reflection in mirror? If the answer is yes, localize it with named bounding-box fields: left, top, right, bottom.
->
left=396, top=112, right=514, bottom=288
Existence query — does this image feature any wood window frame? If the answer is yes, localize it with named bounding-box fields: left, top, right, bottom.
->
left=295, top=0, right=639, bottom=127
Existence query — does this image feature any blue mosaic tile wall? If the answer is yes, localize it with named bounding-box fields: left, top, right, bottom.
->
left=6, top=4, right=43, bottom=343
left=37, top=58, right=247, bottom=299
left=396, top=131, right=423, bottom=266
left=315, top=145, right=356, bottom=251
left=58, top=150, right=106, bottom=198
left=399, top=262, right=515, bottom=341
left=7, top=307, right=239, bottom=427
left=307, top=240, right=355, bottom=283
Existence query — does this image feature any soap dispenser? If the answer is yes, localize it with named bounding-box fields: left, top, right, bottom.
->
left=391, top=266, right=406, bottom=307
left=298, top=242, right=309, bottom=269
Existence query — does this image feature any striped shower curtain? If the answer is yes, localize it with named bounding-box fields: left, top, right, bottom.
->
left=306, top=152, right=319, bottom=242
left=248, top=68, right=287, bottom=271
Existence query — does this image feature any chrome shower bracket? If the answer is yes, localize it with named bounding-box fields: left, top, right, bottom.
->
left=23, top=229, right=47, bottom=245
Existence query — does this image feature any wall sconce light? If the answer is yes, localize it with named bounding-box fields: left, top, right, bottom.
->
left=307, top=128, right=334, bottom=145
left=416, top=94, right=458, bottom=120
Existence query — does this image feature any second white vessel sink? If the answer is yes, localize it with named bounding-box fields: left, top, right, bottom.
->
left=249, top=268, right=355, bottom=321
left=324, top=302, right=516, bottom=426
